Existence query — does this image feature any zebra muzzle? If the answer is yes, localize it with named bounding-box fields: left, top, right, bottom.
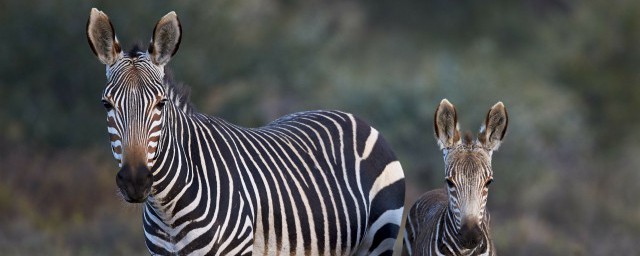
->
left=116, top=164, right=153, bottom=203
left=459, top=216, right=483, bottom=248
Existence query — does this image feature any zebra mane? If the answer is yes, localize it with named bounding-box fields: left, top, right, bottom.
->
left=163, top=68, right=195, bottom=115
left=463, top=131, right=474, bottom=145
left=126, top=43, right=147, bottom=57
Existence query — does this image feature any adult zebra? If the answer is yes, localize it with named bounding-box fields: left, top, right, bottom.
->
left=86, top=8, right=405, bottom=255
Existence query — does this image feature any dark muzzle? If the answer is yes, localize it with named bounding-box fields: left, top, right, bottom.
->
left=115, top=164, right=153, bottom=203
left=459, top=217, right=483, bottom=248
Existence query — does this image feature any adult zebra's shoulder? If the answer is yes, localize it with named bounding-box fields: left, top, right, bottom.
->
left=86, top=8, right=405, bottom=256
left=403, top=99, right=507, bottom=256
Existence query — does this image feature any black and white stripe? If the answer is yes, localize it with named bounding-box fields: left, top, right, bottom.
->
left=87, top=8, right=405, bottom=256
left=143, top=108, right=404, bottom=255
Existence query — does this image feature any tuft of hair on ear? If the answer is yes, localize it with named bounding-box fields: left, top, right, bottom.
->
left=149, top=11, right=181, bottom=66
left=434, top=99, right=461, bottom=149
left=86, top=8, right=122, bottom=65
left=479, top=101, right=508, bottom=151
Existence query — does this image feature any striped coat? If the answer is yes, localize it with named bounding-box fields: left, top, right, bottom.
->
left=86, top=8, right=405, bottom=255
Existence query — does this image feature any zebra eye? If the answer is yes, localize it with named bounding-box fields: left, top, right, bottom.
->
left=485, top=178, right=494, bottom=187
left=155, top=99, right=167, bottom=109
left=102, top=99, right=113, bottom=110
left=445, top=177, right=455, bottom=187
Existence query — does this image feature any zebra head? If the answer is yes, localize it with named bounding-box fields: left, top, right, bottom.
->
left=433, top=99, right=507, bottom=247
left=87, top=8, right=182, bottom=203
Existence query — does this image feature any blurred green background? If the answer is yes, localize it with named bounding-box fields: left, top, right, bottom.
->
left=1, top=0, right=639, bottom=255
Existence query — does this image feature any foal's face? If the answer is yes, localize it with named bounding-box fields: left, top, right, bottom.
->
left=443, top=143, right=493, bottom=230
left=433, top=99, right=507, bottom=244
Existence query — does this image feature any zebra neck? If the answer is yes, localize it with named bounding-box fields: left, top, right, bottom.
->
left=146, top=107, right=229, bottom=224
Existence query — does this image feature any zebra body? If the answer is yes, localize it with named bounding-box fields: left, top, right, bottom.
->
left=403, top=99, right=507, bottom=256
left=145, top=108, right=405, bottom=255
left=87, top=8, right=405, bottom=255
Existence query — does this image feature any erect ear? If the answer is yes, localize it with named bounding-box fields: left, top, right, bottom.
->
left=148, top=11, right=181, bottom=66
left=434, top=99, right=461, bottom=149
left=86, top=8, right=122, bottom=66
left=479, top=101, right=508, bottom=151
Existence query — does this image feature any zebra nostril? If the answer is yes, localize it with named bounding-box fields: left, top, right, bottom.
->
left=116, top=171, right=125, bottom=182
left=145, top=171, right=153, bottom=184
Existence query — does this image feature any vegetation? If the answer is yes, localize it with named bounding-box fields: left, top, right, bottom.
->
left=1, top=0, right=639, bottom=254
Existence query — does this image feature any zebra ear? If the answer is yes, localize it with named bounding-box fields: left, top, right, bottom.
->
left=149, top=11, right=181, bottom=66
left=434, top=99, right=461, bottom=149
left=87, top=8, right=122, bottom=66
left=479, top=102, right=508, bottom=151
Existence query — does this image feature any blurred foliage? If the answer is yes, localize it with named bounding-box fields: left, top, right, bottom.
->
left=1, top=0, right=639, bottom=255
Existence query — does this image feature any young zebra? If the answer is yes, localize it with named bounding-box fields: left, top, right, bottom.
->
left=86, top=8, right=405, bottom=256
left=403, top=99, right=507, bottom=256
